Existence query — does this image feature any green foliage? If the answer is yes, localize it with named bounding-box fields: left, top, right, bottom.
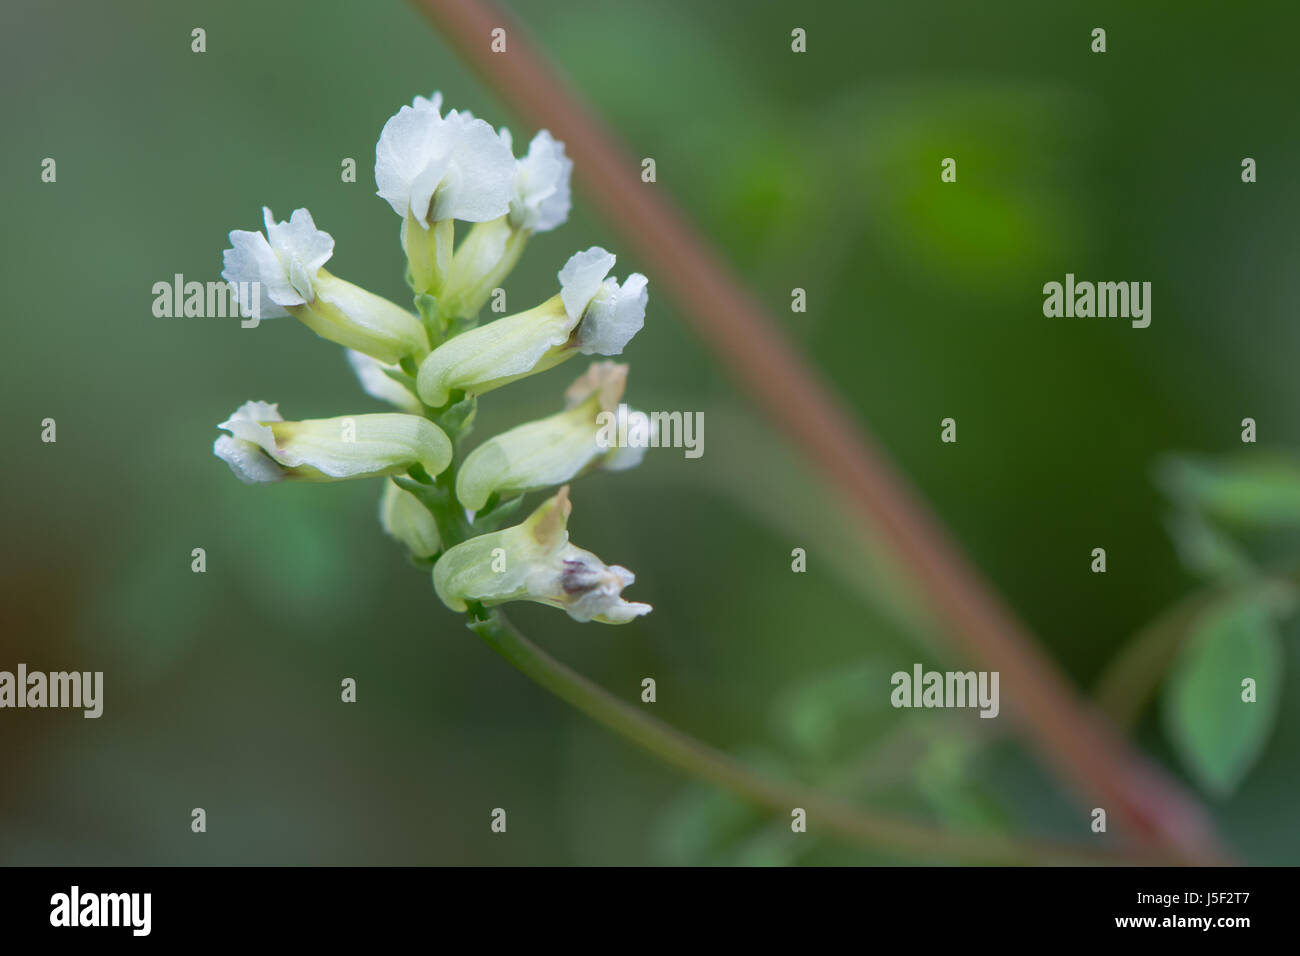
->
left=1163, top=510, right=1254, bottom=582
left=1163, top=588, right=1287, bottom=796
left=1159, top=454, right=1300, bottom=529
left=771, top=659, right=892, bottom=763
left=1144, top=453, right=1300, bottom=794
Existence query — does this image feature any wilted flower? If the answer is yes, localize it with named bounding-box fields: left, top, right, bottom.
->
left=417, top=246, right=648, bottom=406
left=456, top=362, right=644, bottom=512
left=222, top=208, right=429, bottom=364
left=433, top=487, right=651, bottom=624
left=214, top=401, right=451, bottom=483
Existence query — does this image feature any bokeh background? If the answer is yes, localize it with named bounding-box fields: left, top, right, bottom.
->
left=2, top=0, right=1298, bottom=864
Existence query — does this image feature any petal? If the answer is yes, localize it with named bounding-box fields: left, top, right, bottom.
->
left=218, top=399, right=283, bottom=452
left=563, top=559, right=652, bottom=623
left=221, top=230, right=297, bottom=314
left=412, top=91, right=444, bottom=114
left=214, top=434, right=284, bottom=484
left=433, top=113, right=516, bottom=223
left=558, top=247, right=616, bottom=321
left=264, top=207, right=334, bottom=299
left=376, top=104, right=447, bottom=224
left=578, top=273, right=647, bottom=355
left=408, top=148, right=454, bottom=230
left=514, top=130, right=572, bottom=232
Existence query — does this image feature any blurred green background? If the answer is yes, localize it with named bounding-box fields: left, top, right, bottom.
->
left=2, top=0, right=1298, bottom=864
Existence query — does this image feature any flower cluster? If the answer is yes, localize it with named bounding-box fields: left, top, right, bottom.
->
left=215, top=93, right=651, bottom=625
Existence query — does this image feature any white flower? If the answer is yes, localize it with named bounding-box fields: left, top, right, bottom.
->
left=222, top=208, right=428, bottom=363
left=416, top=246, right=648, bottom=406
left=375, top=97, right=515, bottom=228
left=455, top=362, right=641, bottom=511
left=502, top=128, right=572, bottom=233
left=559, top=247, right=648, bottom=356
left=345, top=350, right=422, bottom=413
left=222, top=207, right=334, bottom=319
left=214, top=401, right=451, bottom=484
left=212, top=401, right=287, bottom=483
left=432, top=486, right=651, bottom=624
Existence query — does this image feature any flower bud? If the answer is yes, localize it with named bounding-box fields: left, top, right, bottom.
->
left=379, top=479, right=441, bottom=558
left=456, top=362, right=644, bottom=512
left=417, top=247, right=648, bottom=406
left=222, top=207, right=429, bottom=364
left=214, top=401, right=451, bottom=484
left=432, top=487, right=651, bottom=624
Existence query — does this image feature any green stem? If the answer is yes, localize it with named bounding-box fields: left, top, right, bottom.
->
left=407, top=312, right=1183, bottom=865
left=469, top=609, right=1187, bottom=866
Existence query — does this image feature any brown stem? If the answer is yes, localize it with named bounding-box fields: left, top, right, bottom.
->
left=408, top=0, right=1226, bottom=863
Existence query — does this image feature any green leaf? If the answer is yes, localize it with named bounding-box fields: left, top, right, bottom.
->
left=1163, top=510, right=1253, bottom=581
left=770, top=659, right=892, bottom=763
left=914, top=733, right=1007, bottom=832
left=1162, top=590, right=1285, bottom=796
left=1157, top=454, right=1300, bottom=527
